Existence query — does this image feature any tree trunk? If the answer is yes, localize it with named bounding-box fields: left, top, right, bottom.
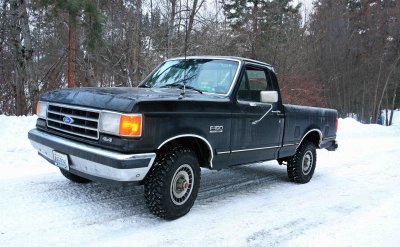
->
left=184, top=0, right=205, bottom=53
left=132, top=0, right=142, bottom=84
left=67, top=13, right=76, bottom=88
left=9, top=0, right=29, bottom=116
left=1, top=1, right=8, bottom=103
left=250, top=1, right=259, bottom=59
left=385, top=89, right=389, bottom=126
left=361, top=80, right=366, bottom=122
left=167, top=0, right=177, bottom=58
left=0, top=0, right=8, bottom=52
left=372, top=58, right=383, bottom=123
left=385, top=108, right=388, bottom=126
left=375, top=54, right=400, bottom=123
left=19, top=0, right=35, bottom=113
left=389, top=82, right=398, bottom=126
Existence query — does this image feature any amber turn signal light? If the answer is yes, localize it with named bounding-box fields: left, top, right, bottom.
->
left=336, top=118, right=339, bottom=133
left=36, top=101, right=39, bottom=115
left=119, top=114, right=142, bottom=137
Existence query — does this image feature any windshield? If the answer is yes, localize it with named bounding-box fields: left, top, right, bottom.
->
left=140, top=59, right=239, bottom=94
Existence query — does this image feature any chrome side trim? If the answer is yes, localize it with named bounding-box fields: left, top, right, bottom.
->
left=282, top=143, right=298, bottom=147
left=158, top=134, right=214, bottom=168
left=231, top=145, right=280, bottom=153
left=298, top=129, right=323, bottom=148
left=216, top=150, right=230, bottom=155
left=323, top=136, right=336, bottom=141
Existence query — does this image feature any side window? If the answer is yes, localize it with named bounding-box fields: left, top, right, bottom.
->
left=237, top=66, right=271, bottom=102
left=247, top=69, right=268, bottom=91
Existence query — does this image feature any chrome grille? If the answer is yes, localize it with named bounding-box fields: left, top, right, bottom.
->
left=46, top=104, right=100, bottom=140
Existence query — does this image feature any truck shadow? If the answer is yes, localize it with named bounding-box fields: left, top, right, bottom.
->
left=197, top=163, right=288, bottom=204
left=38, top=162, right=288, bottom=221
left=88, top=163, right=288, bottom=211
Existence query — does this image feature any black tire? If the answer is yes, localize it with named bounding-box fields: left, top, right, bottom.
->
left=59, top=169, right=92, bottom=183
left=144, top=146, right=201, bottom=220
left=287, top=140, right=316, bottom=184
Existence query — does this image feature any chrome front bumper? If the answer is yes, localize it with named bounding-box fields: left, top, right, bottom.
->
left=28, top=129, right=156, bottom=182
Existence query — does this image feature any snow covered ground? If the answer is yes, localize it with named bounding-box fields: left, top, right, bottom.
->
left=1, top=112, right=399, bottom=246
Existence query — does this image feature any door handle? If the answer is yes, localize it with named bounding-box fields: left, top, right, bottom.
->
left=272, top=110, right=284, bottom=117
left=252, top=104, right=273, bottom=125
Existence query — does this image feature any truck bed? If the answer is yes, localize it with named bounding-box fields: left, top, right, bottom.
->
left=278, top=104, right=337, bottom=158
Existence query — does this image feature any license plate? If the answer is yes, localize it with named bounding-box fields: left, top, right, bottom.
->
left=53, top=151, right=69, bottom=171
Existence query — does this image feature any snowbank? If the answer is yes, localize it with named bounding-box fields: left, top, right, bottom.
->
left=0, top=115, right=58, bottom=179
left=338, top=116, right=400, bottom=139
left=391, top=110, right=400, bottom=126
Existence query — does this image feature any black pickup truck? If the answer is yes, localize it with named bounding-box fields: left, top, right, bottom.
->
left=28, top=56, right=338, bottom=219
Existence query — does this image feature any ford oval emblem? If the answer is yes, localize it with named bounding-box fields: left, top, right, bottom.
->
left=63, top=116, right=74, bottom=124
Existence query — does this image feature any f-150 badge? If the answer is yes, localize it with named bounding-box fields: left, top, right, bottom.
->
left=210, top=126, right=223, bottom=133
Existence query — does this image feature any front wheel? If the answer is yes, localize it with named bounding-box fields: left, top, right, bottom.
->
left=144, top=146, right=201, bottom=220
left=287, top=140, right=316, bottom=184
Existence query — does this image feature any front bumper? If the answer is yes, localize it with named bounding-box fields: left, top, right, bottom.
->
left=28, top=129, right=156, bottom=183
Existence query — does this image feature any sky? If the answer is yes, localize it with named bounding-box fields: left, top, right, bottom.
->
left=294, top=0, right=314, bottom=10
left=292, top=0, right=315, bottom=23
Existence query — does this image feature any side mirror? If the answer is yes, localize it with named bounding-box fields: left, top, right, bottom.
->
left=260, top=91, right=278, bottom=103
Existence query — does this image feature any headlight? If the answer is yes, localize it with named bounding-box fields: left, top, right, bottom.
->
left=99, top=112, right=142, bottom=137
left=36, top=101, right=48, bottom=119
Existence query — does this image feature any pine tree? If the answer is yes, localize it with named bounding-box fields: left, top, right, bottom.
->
left=39, top=0, right=104, bottom=88
left=223, top=0, right=300, bottom=59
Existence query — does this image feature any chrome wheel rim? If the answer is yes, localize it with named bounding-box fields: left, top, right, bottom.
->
left=302, top=151, right=313, bottom=175
left=170, top=164, right=194, bottom=205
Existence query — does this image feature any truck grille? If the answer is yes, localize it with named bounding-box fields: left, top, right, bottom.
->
left=46, top=104, right=100, bottom=140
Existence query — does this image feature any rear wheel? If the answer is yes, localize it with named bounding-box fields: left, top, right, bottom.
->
left=59, top=169, right=92, bottom=183
left=144, top=146, right=201, bottom=220
left=287, top=140, right=316, bottom=184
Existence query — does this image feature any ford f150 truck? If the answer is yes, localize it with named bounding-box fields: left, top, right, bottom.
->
left=28, top=56, right=338, bottom=219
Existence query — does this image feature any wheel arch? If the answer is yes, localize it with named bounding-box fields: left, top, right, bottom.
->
left=157, top=134, right=214, bottom=168
left=298, top=129, right=322, bottom=149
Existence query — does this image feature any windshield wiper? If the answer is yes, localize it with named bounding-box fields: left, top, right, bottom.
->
left=182, top=85, right=203, bottom=94
left=160, top=74, right=196, bottom=87
left=161, top=83, right=203, bottom=94
left=159, top=75, right=203, bottom=94
left=160, top=82, right=184, bottom=89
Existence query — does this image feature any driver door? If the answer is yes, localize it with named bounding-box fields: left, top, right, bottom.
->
left=229, top=65, right=283, bottom=165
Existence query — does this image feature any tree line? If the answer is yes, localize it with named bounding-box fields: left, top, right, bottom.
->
left=0, top=0, right=399, bottom=125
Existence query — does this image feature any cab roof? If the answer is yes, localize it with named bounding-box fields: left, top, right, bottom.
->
left=167, top=56, right=274, bottom=71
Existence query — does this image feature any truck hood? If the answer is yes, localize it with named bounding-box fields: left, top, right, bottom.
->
left=40, top=87, right=227, bottom=112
